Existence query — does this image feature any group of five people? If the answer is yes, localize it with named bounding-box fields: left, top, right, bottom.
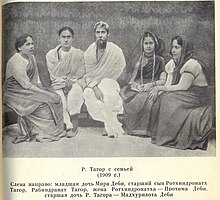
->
left=3, top=21, right=213, bottom=150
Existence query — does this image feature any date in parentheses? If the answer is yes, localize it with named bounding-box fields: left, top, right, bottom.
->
left=97, top=172, right=111, bottom=178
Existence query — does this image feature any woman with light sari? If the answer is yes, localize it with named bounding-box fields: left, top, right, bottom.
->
left=4, top=33, right=66, bottom=143
left=147, top=35, right=213, bottom=150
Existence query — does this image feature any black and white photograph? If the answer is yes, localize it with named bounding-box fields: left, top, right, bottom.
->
left=2, top=1, right=220, bottom=200
left=2, top=1, right=216, bottom=158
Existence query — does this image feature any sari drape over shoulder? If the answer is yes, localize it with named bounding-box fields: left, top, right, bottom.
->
left=122, top=56, right=165, bottom=132
left=83, top=42, right=126, bottom=88
left=148, top=37, right=213, bottom=150
left=4, top=53, right=65, bottom=143
left=121, top=32, right=165, bottom=133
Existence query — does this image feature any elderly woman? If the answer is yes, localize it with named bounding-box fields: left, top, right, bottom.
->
left=3, top=33, right=66, bottom=143
left=121, top=31, right=166, bottom=135
left=147, top=35, right=213, bottom=150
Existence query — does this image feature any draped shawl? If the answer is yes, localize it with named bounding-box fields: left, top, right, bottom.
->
left=170, top=36, right=210, bottom=85
left=129, top=31, right=165, bottom=84
left=83, top=42, right=126, bottom=88
left=46, top=45, right=85, bottom=89
left=4, top=54, right=62, bottom=124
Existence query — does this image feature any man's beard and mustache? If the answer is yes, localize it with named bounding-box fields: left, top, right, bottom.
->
left=96, top=39, right=107, bottom=49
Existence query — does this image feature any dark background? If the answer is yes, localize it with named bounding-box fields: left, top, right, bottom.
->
left=2, top=1, right=215, bottom=85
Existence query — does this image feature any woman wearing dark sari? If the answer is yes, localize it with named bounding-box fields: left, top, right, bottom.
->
left=147, top=35, right=213, bottom=150
left=121, top=31, right=166, bottom=135
left=4, top=33, right=66, bottom=143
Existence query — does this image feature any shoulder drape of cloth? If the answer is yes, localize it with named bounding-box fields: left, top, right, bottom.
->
left=83, top=42, right=126, bottom=88
left=46, top=45, right=85, bottom=88
left=129, top=55, right=164, bottom=84
left=128, top=31, right=165, bottom=84
left=171, top=36, right=210, bottom=85
left=4, top=54, right=62, bottom=124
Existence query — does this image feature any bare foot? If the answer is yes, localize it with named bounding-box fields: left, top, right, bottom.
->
left=66, top=128, right=78, bottom=138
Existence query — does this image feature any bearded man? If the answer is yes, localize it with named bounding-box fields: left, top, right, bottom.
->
left=82, top=21, right=126, bottom=138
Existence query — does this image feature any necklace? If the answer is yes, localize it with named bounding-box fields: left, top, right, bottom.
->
left=140, top=53, right=156, bottom=85
left=151, top=53, right=156, bottom=82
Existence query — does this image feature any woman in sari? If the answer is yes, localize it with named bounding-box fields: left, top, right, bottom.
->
left=121, top=31, right=166, bottom=135
left=147, top=35, right=213, bottom=150
left=4, top=33, right=66, bottom=143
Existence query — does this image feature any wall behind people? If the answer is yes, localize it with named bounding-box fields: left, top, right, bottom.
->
left=2, top=1, right=214, bottom=86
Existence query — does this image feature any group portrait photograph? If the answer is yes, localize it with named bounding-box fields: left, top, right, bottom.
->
left=2, top=1, right=216, bottom=157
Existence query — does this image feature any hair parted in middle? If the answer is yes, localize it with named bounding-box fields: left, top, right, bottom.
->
left=58, top=26, right=74, bottom=37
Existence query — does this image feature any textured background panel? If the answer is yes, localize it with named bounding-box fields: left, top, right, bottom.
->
left=2, top=1, right=215, bottom=85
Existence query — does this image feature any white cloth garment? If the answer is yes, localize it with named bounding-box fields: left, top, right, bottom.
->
left=83, top=42, right=126, bottom=136
left=46, top=45, right=85, bottom=129
left=84, top=78, right=124, bottom=136
left=82, top=42, right=126, bottom=136
left=55, top=83, right=84, bottom=129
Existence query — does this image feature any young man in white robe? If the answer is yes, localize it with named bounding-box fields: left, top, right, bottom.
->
left=46, top=27, right=85, bottom=138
